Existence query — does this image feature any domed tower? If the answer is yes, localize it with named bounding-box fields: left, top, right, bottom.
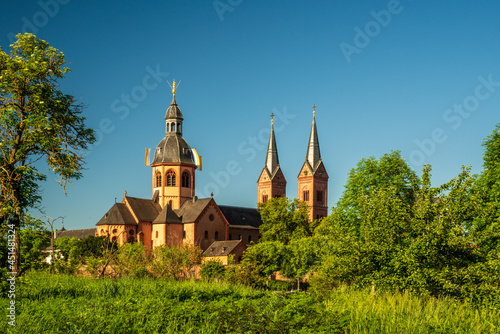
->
left=297, top=105, right=329, bottom=221
left=151, top=81, right=197, bottom=209
left=257, top=114, right=286, bottom=204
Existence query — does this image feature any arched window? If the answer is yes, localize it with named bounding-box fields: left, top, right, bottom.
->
left=262, top=195, right=268, bottom=203
left=171, top=123, right=175, bottom=132
left=182, top=171, right=190, bottom=188
left=303, top=190, right=310, bottom=201
left=238, top=234, right=242, bottom=240
left=178, top=124, right=182, bottom=133
left=183, top=231, right=186, bottom=239
left=166, top=170, right=176, bottom=186
left=204, top=231, right=208, bottom=240
left=215, top=231, right=219, bottom=240
left=168, top=200, right=173, bottom=207
left=155, top=231, right=158, bottom=238
left=248, top=235, right=252, bottom=243
left=166, top=123, right=170, bottom=132
left=155, top=173, right=162, bottom=187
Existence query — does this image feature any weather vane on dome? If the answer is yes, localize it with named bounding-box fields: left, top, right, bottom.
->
left=167, top=79, right=181, bottom=97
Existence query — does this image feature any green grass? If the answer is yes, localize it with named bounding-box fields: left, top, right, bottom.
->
left=1, top=272, right=499, bottom=333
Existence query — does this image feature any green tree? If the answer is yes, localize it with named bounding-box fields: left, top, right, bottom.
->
left=474, top=123, right=500, bottom=251
left=258, top=197, right=311, bottom=244
left=237, top=241, right=285, bottom=287
left=200, top=259, right=226, bottom=281
left=321, top=151, right=418, bottom=237
left=0, top=33, right=95, bottom=275
left=313, top=164, right=480, bottom=297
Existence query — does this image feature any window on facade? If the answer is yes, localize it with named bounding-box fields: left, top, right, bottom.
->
left=303, top=190, right=310, bottom=201
left=215, top=231, right=219, bottom=240
left=112, top=229, right=118, bottom=234
left=166, top=123, right=170, bottom=132
left=178, top=124, right=182, bottom=133
left=182, top=171, right=190, bottom=188
left=238, top=234, right=242, bottom=240
left=204, top=230, right=208, bottom=240
left=274, top=194, right=281, bottom=198
left=155, top=174, right=162, bottom=187
left=112, top=236, right=117, bottom=242
left=262, top=195, right=268, bottom=203
left=209, top=214, right=214, bottom=221
left=100, top=229, right=104, bottom=235
left=168, top=200, right=173, bottom=207
left=129, top=229, right=134, bottom=235
left=183, top=230, right=186, bottom=239
left=166, top=170, right=176, bottom=186
left=316, top=191, right=323, bottom=204
left=156, top=231, right=158, bottom=238
left=171, top=123, right=175, bottom=132
left=248, top=235, right=252, bottom=243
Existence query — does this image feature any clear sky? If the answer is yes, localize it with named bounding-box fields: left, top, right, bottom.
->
left=1, top=0, right=499, bottom=229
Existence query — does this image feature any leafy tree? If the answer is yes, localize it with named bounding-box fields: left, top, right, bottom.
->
left=236, top=241, right=285, bottom=287
left=322, top=151, right=418, bottom=237
left=258, top=197, right=311, bottom=244
left=200, top=259, right=226, bottom=281
left=473, top=123, right=500, bottom=251
left=150, top=244, right=202, bottom=280
left=0, top=33, right=95, bottom=274
left=281, top=237, right=320, bottom=291
left=313, top=164, right=480, bottom=297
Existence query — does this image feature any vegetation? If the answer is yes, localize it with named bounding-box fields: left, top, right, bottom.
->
left=1, top=271, right=499, bottom=333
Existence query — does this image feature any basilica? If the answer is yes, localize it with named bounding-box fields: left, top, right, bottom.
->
left=95, top=82, right=329, bottom=252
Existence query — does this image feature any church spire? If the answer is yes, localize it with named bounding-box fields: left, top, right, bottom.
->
left=306, top=104, right=321, bottom=170
left=265, top=113, right=279, bottom=175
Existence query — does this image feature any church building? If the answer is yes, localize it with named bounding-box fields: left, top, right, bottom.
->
left=95, top=83, right=329, bottom=251
left=96, top=82, right=262, bottom=251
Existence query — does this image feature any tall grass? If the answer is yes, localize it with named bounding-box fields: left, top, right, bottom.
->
left=1, top=272, right=499, bottom=333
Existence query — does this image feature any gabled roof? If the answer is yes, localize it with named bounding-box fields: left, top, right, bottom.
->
left=56, top=228, right=96, bottom=239
left=97, top=203, right=137, bottom=226
left=175, top=197, right=213, bottom=223
left=153, top=204, right=182, bottom=224
left=125, top=196, right=162, bottom=222
left=218, top=205, right=262, bottom=229
left=203, top=240, right=245, bottom=257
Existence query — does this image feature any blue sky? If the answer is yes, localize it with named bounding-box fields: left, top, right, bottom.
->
left=1, top=0, right=499, bottom=229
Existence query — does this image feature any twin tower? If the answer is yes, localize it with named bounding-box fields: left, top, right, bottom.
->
left=257, top=107, right=329, bottom=221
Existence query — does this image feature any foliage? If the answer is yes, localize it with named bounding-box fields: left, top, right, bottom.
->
left=258, top=197, right=311, bottom=244
left=3, top=272, right=500, bottom=333
left=110, top=242, right=151, bottom=278
left=473, top=122, right=500, bottom=251
left=312, top=164, right=485, bottom=298
left=0, top=33, right=95, bottom=273
left=150, top=243, right=202, bottom=280
left=321, top=150, right=418, bottom=237
left=199, top=259, right=226, bottom=281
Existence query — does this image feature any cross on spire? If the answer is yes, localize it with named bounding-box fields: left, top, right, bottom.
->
left=271, top=113, right=274, bottom=124
left=312, top=104, right=316, bottom=116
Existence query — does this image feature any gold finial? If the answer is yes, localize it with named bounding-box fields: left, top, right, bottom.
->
left=312, top=104, right=316, bottom=116
left=172, top=80, right=176, bottom=96
left=271, top=113, right=274, bottom=125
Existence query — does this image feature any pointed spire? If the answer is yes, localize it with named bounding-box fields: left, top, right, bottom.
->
left=306, top=104, right=321, bottom=169
left=265, top=113, right=279, bottom=175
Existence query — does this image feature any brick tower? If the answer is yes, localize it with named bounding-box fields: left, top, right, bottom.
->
left=297, top=105, right=329, bottom=220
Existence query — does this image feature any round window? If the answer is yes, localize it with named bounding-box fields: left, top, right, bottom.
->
left=209, top=214, right=214, bottom=221
left=129, top=229, right=134, bottom=235
left=112, top=229, right=118, bottom=234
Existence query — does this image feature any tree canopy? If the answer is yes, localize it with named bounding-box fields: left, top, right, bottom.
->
left=0, top=33, right=95, bottom=274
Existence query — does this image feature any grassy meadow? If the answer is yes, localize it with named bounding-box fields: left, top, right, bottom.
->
left=1, top=272, right=499, bottom=333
